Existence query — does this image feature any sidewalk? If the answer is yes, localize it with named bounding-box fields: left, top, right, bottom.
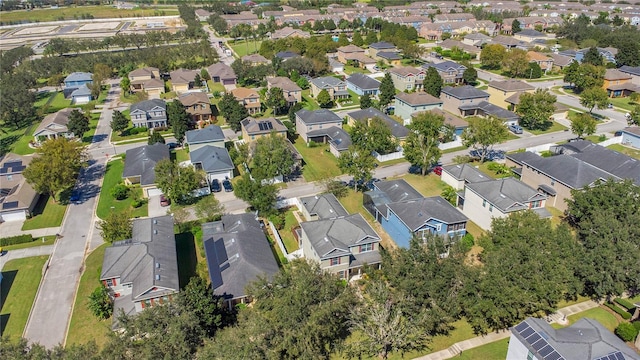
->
left=0, top=220, right=61, bottom=238
left=0, top=245, right=54, bottom=271
left=414, top=300, right=599, bottom=360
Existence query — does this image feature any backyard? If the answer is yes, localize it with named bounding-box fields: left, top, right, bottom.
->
left=293, top=138, right=342, bottom=182
left=96, top=159, right=148, bottom=219
left=608, top=143, right=640, bottom=160
left=338, top=189, right=397, bottom=251
left=278, top=209, right=300, bottom=254
left=228, top=39, right=262, bottom=58
left=21, top=195, right=67, bottom=231
left=0, top=255, right=49, bottom=341
left=400, top=173, right=448, bottom=197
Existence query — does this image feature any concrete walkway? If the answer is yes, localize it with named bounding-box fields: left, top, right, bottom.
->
left=0, top=245, right=54, bottom=271
left=0, top=220, right=61, bottom=238
left=414, top=300, right=599, bottom=360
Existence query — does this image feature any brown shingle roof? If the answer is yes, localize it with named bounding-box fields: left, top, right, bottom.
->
left=179, top=92, right=210, bottom=106
left=267, top=77, right=302, bottom=92
left=231, top=87, right=259, bottom=100
left=604, top=69, right=632, bottom=81
left=396, top=91, right=442, bottom=106
left=489, top=79, right=535, bottom=92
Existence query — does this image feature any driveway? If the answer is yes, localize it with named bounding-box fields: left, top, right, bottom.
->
left=148, top=196, right=168, bottom=218
left=0, top=219, right=60, bottom=238
left=0, top=245, right=54, bottom=271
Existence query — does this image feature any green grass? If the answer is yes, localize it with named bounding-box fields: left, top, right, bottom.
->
left=608, top=96, right=637, bottom=112
left=46, top=92, right=72, bottom=113
left=66, top=243, right=111, bottom=348
left=2, top=236, right=56, bottom=251
left=527, top=120, right=568, bottom=135
left=0, top=255, right=49, bottom=341
left=0, top=6, right=178, bottom=23
left=207, top=80, right=226, bottom=94
left=21, top=195, right=67, bottom=230
left=11, top=124, right=36, bottom=155
left=343, top=65, right=369, bottom=75
left=229, top=39, right=262, bottom=58
left=474, top=161, right=511, bottom=179
left=546, top=206, right=565, bottom=228
left=430, top=318, right=476, bottom=353
left=96, top=159, right=148, bottom=219
left=465, top=220, right=485, bottom=239
left=279, top=209, right=300, bottom=253
left=160, top=91, right=177, bottom=100
left=608, top=144, right=640, bottom=160
left=173, top=148, right=190, bottom=163
left=556, top=295, right=590, bottom=309
left=82, top=112, right=101, bottom=143
left=584, top=135, right=604, bottom=143
left=301, top=89, right=320, bottom=111
left=400, top=173, right=447, bottom=197
left=338, top=189, right=398, bottom=250
left=457, top=338, right=509, bottom=360
left=554, top=306, right=619, bottom=332
left=293, top=139, right=342, bottom=182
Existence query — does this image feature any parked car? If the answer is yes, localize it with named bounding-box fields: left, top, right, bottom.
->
left=69, top=190, right=80, bottom=203
left=508, top=124, right=523, bottom=134
left=223, top=179, right=233, bottom=192
left=160, top=195, right=170, bottom=207
left=166, top=142, right=178, bottom=149
left=211, top=179, right=221, bottom=192
left=432, top=166, right=443, bottom=176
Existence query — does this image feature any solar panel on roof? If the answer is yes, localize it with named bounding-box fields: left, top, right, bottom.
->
left=515, top=322, right=530, bottom=333
left=538, top=344, right=554, bottom=356
left=526, top=333, right=542, bottom=344
left=615, top=352, right=625, bottom=360
left=521, top=327, right=535, bottom=338
left=545, top=351, right=562, bottom=360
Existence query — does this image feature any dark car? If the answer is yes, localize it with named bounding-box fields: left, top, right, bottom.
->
left=223, top=179, right=233, bottom=192
left=160, top=195, right=170, bottom=207
left=167, top=142, right=178, bottom=149
left=211, top=179, right=222, bottom=192
left=508, top=124, right=523, bottom=134
left=69, top=191, right=80, bottom=203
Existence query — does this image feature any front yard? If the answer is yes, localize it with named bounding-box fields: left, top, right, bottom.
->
left=21, top=195, right=67, bottom=230
left=608, top=96, right=638, bottom=112
left=96, top=159, right=148, bottom=219
left=293, top=138, right=342, bottom=182
left=527, top=120, right=568, bottom=135
left=400, top=173, right=448, bottom=197
left=2, top=235, right=56, bottom=251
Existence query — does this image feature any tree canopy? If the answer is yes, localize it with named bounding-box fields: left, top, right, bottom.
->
left=579, top=87, right=609, bottom=114
left=461, top=116, right=508, bottom=162
left=250, top=133, right=296, bottom=181
left=98, top=208, right=133, bottom=243
left=234, top=173, right=279, bottom=216
left=338, top=146, right=376, bottom=190
left=570, top=113, right=597, bottom=139
left=154, top=159, right=205, bottom=205
left=423, top=67, right=443, bottom=98
left=517, top=89, right=556, bottom=131
left=403, top=111, right=444, bottom=176
left=168, top=100, right=191, bottom=144
left=218, top=91, right=249, bottom=132
left=111, top=110, right=129, bottom=135
left=480, top=44, right=506, bottom=70
left=378, top=73, right=396, bottom=109
left=67, top=109, right=90, bottom=139
left=350, top=117, right=398, bottom=155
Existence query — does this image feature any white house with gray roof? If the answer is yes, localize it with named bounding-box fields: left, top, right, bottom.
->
left=100, top=215, right=179, bottom=320
left=189, top=145, right=234, bottom=184
left=441, top=163, right=492, bottom=190
left=295, top=109, right=344, bottom=143
left=122, top=143, right=170, bottom=197
left=310, top=76, right=349, bottom=101
left=185, top=125, right=225, bottom=152
left=298, top=193, right=349, bottom=221
left=130, top=99, right=168, bottom=129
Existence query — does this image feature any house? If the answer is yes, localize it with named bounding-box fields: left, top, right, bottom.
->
left=306, top=126, right=352, bottom=158
left=376, top=51, right=402, bottom=66
left=270, top=27, right=311, bottom=40
left=266, top=77, right=302, bottom=106
left=207, top=63, right=237, bottom=86
left=295, top=109, right=343, bottom=143
left=507, top=317, right=640, bottom=360
left=130, top=99, right=168, bottom=129
left=603, top=69, right=637, bottom=98
left=33, top=108, right=75, bottom=143
left=0, top=153, right=39, bottom=222
left=70, top=84, right=93, bottom=104
left=462, top=32, right=491, bottom=47
left=310, top=76, right=349, bottom=101
left=128, top=67, right=164, bottom=98
left=203, top=214, right=279, bottom=308
left=347, top=107, right=409, bottom=143
left=415, top=108, right=468, bottom=138
left=618, top=65, right=640, bottom=86
left=337, top=44, right=366, bottom=63
left=368, top=41, right=397, bottom=58
left=434, top=13, right=475, bottom=23
left=298, top=193, right=349, bottom=221
left=527, top=51, right=554, bottom=73
left=241, top=117, right=288, bottom=141
left=621, top=127, right=640, bottom=149
left=490, top=35, right=530, bottom=50
left=329, top=58, right=344, bottom=73
left=438, top=39, right=481, bottom=59
left=231, top=87, right=261, bottom=115
left=189, top=146, right=234, bottom=184
left=513, top=29, right=547, bottom=43
left=275, top=51, right=300, bottom=61
left=169, top=69, right=198, bottom=93
left=178, top=92, right=212, bottom=125
left=241, top=54, right=270, bottom=66
left=388, top=66, right=425, bottom=92
left=100, top=215, right=179, bottom=318
left=122, top=143, right=170, bottom=197
left=63, top=72, right=92, bottom=96
left=561, top=47, right=618, bottom=64
left=548, top=53, right=575, bottom=70
left=185, top=125, right=225, bottom=152
left=299, top=213, right=381, bottom=279
left=460, top=177, right=549, bottom=230
left=487, top=79, right=535, bottom=109
left=441, top=163, right=492, bottom=190
left=363, top=179, right=423, bottom=221
left=424, top=60, right=466, bottom=85
left=440, top=85, right=489, bottom=116
left=346, top=73, right=380, bottom=97
left=395, top=92, right=443, bottom=121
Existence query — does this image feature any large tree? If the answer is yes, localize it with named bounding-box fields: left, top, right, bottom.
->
left=350, top=118, right=398, bottom=155
left=23, top=137, right=87, bottom=201
left=378, top=73, right=396, bottom=109
left=582, top=47, right=604, bottom=66
left=579, top=86, right=609, bottom=114
left=338, top=146, right=376, bottom=190
left=67, top=109, right=90, bottom=139
left=0, top=73, right=36, bottom=129
left=628, top=104, right=640, bottom=126
left=501, top=48, right=529, bottom=78
left=317, top=89, right=333, bottom=108
left=154, top=159, right=205, bottom=205
left=462, top=66, right=478, bottom=85
left=511, top=19, right=522, bottom=33
left=517, top=89, right=557, bottom=130
left=614, top=40, right=640, bottom=67
left=234, top=173, right=278, bottom=216
left=573, top=64, right=605, bottom=93
left=403, top=111, right=444, bottom=176
left=194, top=195, right=225, bottom=223
left=360, top=94, right=373, bottom=109
left=218, top=91, right=249, bottom=132
left=98, top=208, right=133, bottom=243
left=250, top=133, right=296, bottom=181
left=562, top=60, right=580, bottom=88
left=176, top=276, right=234, bottom=337
left=111, top=110, right=129, bottom=135
left=461, top=116, right=508, bottom=163
left=570, top=112, right=597, bottom=139
left=480, top=44, right=506, bottom=69
left=265, top=86, right=287, bottom=115
left=167, top=100, right=190, bottom=144
left=423, top=67, right=443, bottom=97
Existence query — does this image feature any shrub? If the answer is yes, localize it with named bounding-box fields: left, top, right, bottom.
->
left=111, top=184, right=130, bottom=200
left=615, top=323, right=639, bottom=342
left=598, top=134, right=607, bottom=142
left=269, top=212, right=286, bottom=230
left=0, top=234, right=34, bottom=246
left=614, top=298, right=636, bottom=311
left=605, top=302, right=632, bottom=320
left=461, top=233, right=474, bottom=251
left=453, top=155, right=472, bottom=164
left=87, top=286, right=113, bottom=320
left=308, top=141, right=318, bottom=148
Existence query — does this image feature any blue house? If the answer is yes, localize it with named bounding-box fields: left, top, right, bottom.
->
left=621, top=127, right=640, bottom=149
left=64, top=72, right=93, bottom=89
left=346, top=73, right=381, bottom=96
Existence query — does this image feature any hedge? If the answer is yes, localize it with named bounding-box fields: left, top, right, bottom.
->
left=615, top=323, right=639, bottom=342
left=0, top=234, right=34, bottom=246
left=605, top=302, right=632, bottom=320
left=614, top=298, right=636, bottom=312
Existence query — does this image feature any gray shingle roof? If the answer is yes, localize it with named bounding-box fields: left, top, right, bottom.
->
left=189, top=146, right=234, bottom=173
left=488, top=79, right=535, bottom=92
left=374, top=179, right=423, bottom=203
left=203, top=214, right=280, bottom=300
left=465, top=177, right=546, bottom=213
left=299, top=193, right=349, bottom=220
left=369, top=41, right=395, bottom=50
left=505, top=151, right=542, bottom=166
left=207, top=63, right=236, bottom=80
left=70, top=84, right=92, bottom=97
left=296, top=109, right=342, bottom=125
left=64, top=72, right=92, bottom=83
left=442, top=85, right=489, bottom=100
left=396, top=91, right=444, bottom=106
left=386, top=196, right=468, bottom=231
left=300, top=214, right=380, bottom=260
left=377, top=51, right=402, bottom=60
left=347, top=107, right=409, bottom=139
left=619, top=65, right=640, bottom=77
left=130, top=98, right=166, bottom=114
left=306, top=126, right=352, bottom=151
left=459, top=101, right=520, bottom=121
left=442, top=163, right=491, bottom=183
left=241, top=117, right=287, bottom=136
left=524, top=153, right=622, bottom=189
left=422, top=60, right=466, bottom=73
left=310, top=76, right=346, bottom=89
left=122, top=143, right=170, bottom=186
left=346, top=73, right=380, bottom=90
left=185, top=125, right=225, bottom=144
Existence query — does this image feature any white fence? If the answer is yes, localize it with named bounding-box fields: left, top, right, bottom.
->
left=599, top=136, right=622, bottom=147
left=276, top=197, right=300, bottom=210
left=439, top=138, right=463, bottom=150
left=373, top=150, right=404, bottom=162
left=268, top=220, right=303, bottom=261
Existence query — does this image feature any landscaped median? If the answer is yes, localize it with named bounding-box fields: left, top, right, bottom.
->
left=96, top=159, right=148, bottom=219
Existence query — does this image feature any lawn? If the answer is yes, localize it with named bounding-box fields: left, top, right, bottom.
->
left=400, top=173, right=447, bottom=197
left=301, top=89, right=320, bottom=110
left=553, top=306, right=619, bottom=332
left=96, top=160, right=148, bottom=219
left=21, top=195, right=67, bottom=231
left=229, top=39, right=262, bottom=57
left=278, top=209, right=300, bottom=253
left=608, top=96, right=637, bottom=112
left=0, top=255, right=49, bottom=341
left=45, top=92, right=72, bottom=113
left=293, top=138, right=342, bottom=182
left=473, top=161, right=512, bottom=179
left=11, top=124, right=36, bottom=155
left=66, top=243, right=111, bottom=348
left=3, top=236, right=56, bottom=251
left=464, top=220, right=485, bottom=239
left=82, top=112, right=101, bottom=143
left=527, top=120, right=568, bottom=135
left=0, top=6, right=178, bottom=23
left=207, top=80, right=226, bottom=94
left=173, top=148, right=190, bottom=163
left=430, top=318, right=476, bottom=353
left=546, top=206, right=565, bottom=228
left=343, top=65, right=369, bottom=75
left=458, top=338, right=509, bottom=360
left=608, top=144, right=640, bottom=160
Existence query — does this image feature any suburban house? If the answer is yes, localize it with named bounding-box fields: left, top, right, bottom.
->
left=207, top=63, right=237, bottom=86
left=490, top=35, right=531, bottom=50
left=310, top=76, right=349, bottom=101
left=130, top=99, right=168, bottom=129
left=618, top=65, right=640, bottom=86
left=513, top=29, right=547, bottom=43
left=295, top=109, right=343, bottom=143
left=526, top=51, right=554, bottom=74
left=33, top=108, right=75, bottom=143
left=347, top=107, right=409, bottom=143
left=70, top=84, right=93, bottom=105
left=487, top=80, right=535, bottom=109
left=507, top=317, right=640, bottom=360
left=0, top=153, right=39, bottom=222
left=462, top=32, right=491, bottom=47
left=241, top=54, right=270, bottom=66
left=169, top=69, right=198, bottom=93
left=460, top=177, right=549, bottom=230
left=441, top=163, right=492, bottom=190
left=621, top=127, right=640, bottom=148
left=387, top=66, right=425, bottom=92
left=189, top=146, right=234, bottom=184
left=241, top=117, right=287, bottom=141
left=603, top=69, right=636, bottom=98
left=231, top=87, right=261, bottom=115
left=185, top=125, right=225, bottom=152
left=560, top=47, right=618, bottom=64
left=270, top=27, right=311, bottom=40
left=346, top=73, right=380, bottom=97
left=275, top=51, right=300, bottom=61
left=308, top=126, right=352, bottom=158
left=122, top=143, right=170, bottom=197
left=421, top=61, right=467, bottom=85
left=329, top=58, right=345, bottom=73
left=442, top=86, right=519, bottom=124
left=336, top=44, right=365, bottom=63
left=376, top=51, right=402, bottom=66
left=364, top=179, right=423, bottom=221
left=298, top=193, right=349, bottom=222
left=267, top=77, right=302, bottom=106
left=395, top=92, right=443, bottom=121
left=299, top=213, right=381, bottom=279
left=367, top=41, right=397, bottom=58
left=178, top=92, right=212, bottom=125
left=63, top=72, right=92, bottom=97
left=548, top=53, right=575, bottom=70
left=128, top=67, right=164, bottom=98
left=100, top=215, right=180, bottom=318
left=203, top=213, right=279, bottom=308
left=438, top=39, right=481, bottom=59
left=418, top=108, right=468, bottom=138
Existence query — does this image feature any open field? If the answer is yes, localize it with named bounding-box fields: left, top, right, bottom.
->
left=0, top=6, right=178, bottom=24
left=228, top=39, right=262, bottom=58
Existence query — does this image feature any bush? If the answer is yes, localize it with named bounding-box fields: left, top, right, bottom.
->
left=111, top=184, right=130, bottom=200
left=614, top=298, right=636, bottom=311
left=453, top=155, right=472, bottom=164
left=308, top=141, right=318, bottom=148
left=269, top=212, right=286, bottom=230
left=615, top=323, right=639, bottom=342
left=605, top=302, right=632, bottom=320
left=0, top=234, right=34, bottom=246
left=461, top=233, right=474, bottom=251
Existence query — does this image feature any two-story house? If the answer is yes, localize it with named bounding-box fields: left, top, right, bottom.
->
left=0, top=153, right=39, bottom=222
left=178, top=92, right=212, bottom=125
left=231, top=87, right=261, bottom=115
left=527, top=51, right=554, bottom=74
left=298, top=193, right=349, bottom=222
left=189, top=145, right=235, bottom=185
left=130, top=99, right=168, bottom=129
left=603, top=69, right=636, bottom=98
left=441, top=85, right=493, bottom=116
left=462, top=32, right=491, bottom=47
left=441, top=163, right=492, bottom=191
left=267, top=77, right=302, bottom=106
left=33, top=108, right=75, bottom=144
left=296, top=109, right=351, bottom=157
left=346, top=73, right=381, bottom=97
left=618, top=65, right=640, bottom=86
left=388, top=66, right=425, bottom=92
left=100, top=215, right=179, bottom=317
left=395, top=92, right=443, bottom=121
left=310, top=76, right=349, bottom=101
left=63, top=72, right=92, bottom=98
left=270, top=27, right=311, bottom=40
left=336, top=44, right=366, bottom=63
left=207, top=63, right=237, bottom=86
left=422, top=61, right=467, bottom=85
left=185, top=125, right=225, bottom=152
left=241, top=117, right=288, bottom=141
left=367, top=41, right=397, bottom=58
left=122, top=143, right=170, bottom=197
left=128, top=67, right=164, bottom=98
left=170, top=69, right=199, bottom=94
left=487, top=80, right=535, bottom=109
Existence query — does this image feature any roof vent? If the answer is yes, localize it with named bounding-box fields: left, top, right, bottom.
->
left=499, top=194, right=506, bottom=198
left=155, top=274, right=160, bottom=280
left=155, top=262, right=160, bottom=268
left=314, top=195, right=318, bottom=199
left=153, top=219, right=157, bottom=224
left=418, top=212, right=423, bottom=217
left=231, top=238, right=235, bottom=243
left=324, top=236, right=329, bottom=242
left=153, top=229, right=157, bottom=234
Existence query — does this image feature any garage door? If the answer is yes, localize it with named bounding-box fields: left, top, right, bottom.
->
left=147, top=188, right=163, bottom=197
left=1, top=211, right=27, bottom=222
left=223, top=79, right=235, bottom=85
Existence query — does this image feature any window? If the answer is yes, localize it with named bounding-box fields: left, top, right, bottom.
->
left=406, top=84, right=412, bottom=90
left=106, top=279, right=113, bottom=286
left=330, top=257, right=340, bottom=266
left=435, top=224, right=442, bottom=231
left=489, top=204, right=493, bottom=212
left=360, top=243, right=373, bottom=252
left=482, top=199, right=487, bottom=207
left=530, top=200, right=542, bottom=208
left=144, top=299, right=151, bottom=308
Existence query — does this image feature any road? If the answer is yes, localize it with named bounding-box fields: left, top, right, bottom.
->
left=203, top=25, right=234, bottom=66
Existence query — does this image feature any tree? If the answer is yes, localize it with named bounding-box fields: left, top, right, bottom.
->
left=528, top=62, right=543, bottom=79
left=628, top=104, right=640, bottom=126
left=461, top=116, right=508, bottom=163
left=403, top=112, right=444, bottom=176
left=98, top=208, right=133, bottom=243
left=365, top=31, right=378, bottom=45
left=67, top=109, right=90, bottom=139
left=401, top=43, right=425, bottom=65
left=194, top=195, right=225, bottom=223
left=462, top=66, right=478, bottom=85
left=177, top=276, right=234, bottom=338
left=338, top=146, right=375, bottom=190
left=23, top=137, right=87, bottom=201
left=119, top=76, right=131, bottom=94
left=322, top=179, right=349, bottom=199
left=563, top=60, right=580, bottom=88
left=614, top=40, right=640, bottom=67
left=218, top=91, right=248, bottom=131
left=360, top=93, right=373, bottom=109
left=47, top=73, right=65, bottom=91
left=441, top=32, right=452, bottom=40
left=570, top=113, right=597, bottom=139
left=193, top=73, right=202, bottom=88
left=317, top=89, right=333, bottom=108
left=234, top=173, right=278, bottom=216
left=154, top=159, right=205, bottom=205
left=350, top=117, right=398, bottom=155
left=266, top=86, right=287, bottom=115
left=511, top=19, right=522, bottom=33
left=502, top=49, right=529, bottom=78
left=582, top=47, right=604, bottom=66
left=91, top=63, right=111, bottom=98
left=480, top=44, right=507, bottom=69
left=517, top=89, right=556, bottom=130
left=0, top=74, right=35, bottom=129
left=423, top=67, right=443, bottom=97
left=441, top=185, right=458, bottom=206
left=379, top=73, right=395, bottom=109
left=573, top=64, right=605, bottom=93
left=88, top=286, right=113, bottom=320
left=352, top=31, right=364, bottom=46
left=250, top=133, right=296, bottom=181
left=168, top=100, right=190, bottom=143
left=111, top=110, right=129, bottom=135
left=148, top=131, right=165, bottom=145
left=579, top=87, right=609, bottom=114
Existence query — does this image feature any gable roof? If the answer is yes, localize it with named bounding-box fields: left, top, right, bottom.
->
left=465, top=177, right=546, bottom=213
left=396, top=91, right=443, bottom=106
left=241, top=54, right=270, bottom=64
left=369, top=41, right=396, bottom=50
left=524, top=154, right=617, bottom=189
left=347, top=107, right=409, bottom=139
left=618, top=65, right=640, bottom=77
left=300, top=214, right=380, bottom=259
left=296, top=109, right=342, bottom=125
left=517, top=28, right=546, bottom=37
left=387, top=196, right=468, bottom=231
left=299, top=193, right=349, bottom=220
left=310, top=76, right=346, bottom=89
left=275, top=51, right=300, bottom=59
left=231, top=87, right=259, bottom=100
left=130, top=98, right=166, bottom=114
left=374, top=179, right=423, bottom=203
left=442, top=85, right=489, bottom=100
left=388, top=66, right=424, bottom=77
left=377, top=51, right=402, bottom=60
left=178, top=91, right=210, bottom=106
left=64, top=72, right=92, bottom=84
left=418, top=108, right=468, bottom=128
left=241, top=117, right=287, bottom=136
left=34, top=108, right=74, bottom=135
left=70, top=84, right=92, bottom=98
left=122, top=143, right=170, bottom=185
left=422, top=60, right=467, bottom=73
left=207, top=63, right=236, bottom=80
left=442, top=163, right=491, bottom=183
left=549, top=53, right=575, bottom=67
left=170, top=68, right=198, bottom=85
left=488, top=79, right=535, bottom=92
left=0, top=153, right=38, bottom=213
left=505, top=151, right=542, bottom=167
left=189, top=145, right=234, bottom=173
left=267, top=76, right=302, bottom=92
left=203, top=214, right=280, bottom=300
left=185, top=125, right=224, bottom=144
left=459, top=100, right=520, bottom=122
left=346, top=73, right=380, bottom=90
